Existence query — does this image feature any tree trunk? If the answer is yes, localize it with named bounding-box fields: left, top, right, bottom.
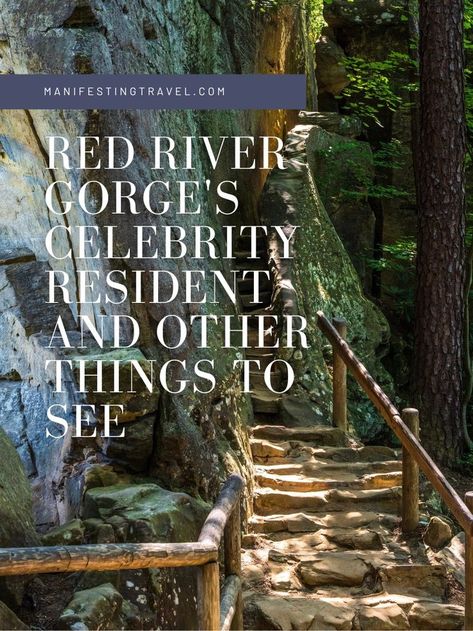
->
left=414, top=0, right=466, bottom=465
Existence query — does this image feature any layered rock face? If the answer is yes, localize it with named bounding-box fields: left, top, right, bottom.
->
left=0, top=0, right=299, bottom=529
left=0, top=2, right=301, bottom=626
left=0, top=427, right=39, bottom=627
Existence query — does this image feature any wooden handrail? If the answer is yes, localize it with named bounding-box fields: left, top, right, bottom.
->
left=0, top=474, right=244, bottom=631
left=317, top=311, right=473, bottom=629
left=199, top=474, right=245, bottom=546
left=0, top=541, right=217, bottom=576
left=197, top=473, right=244, bottom=631
left=317, top=311, right=473, bottom=534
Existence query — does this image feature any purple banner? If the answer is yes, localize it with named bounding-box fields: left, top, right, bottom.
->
left=0, top=74, right=306, bottom=110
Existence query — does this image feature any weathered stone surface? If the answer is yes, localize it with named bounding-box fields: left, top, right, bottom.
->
left=0, top=247, right=35, bottom=266
left=0, top=427, right=38, bottom=548
left=42, top=519, right=85, bottom=546
left=244, top=594, right=355, bottom=630
left=102, top=414, right=156, bottom=472
left=316, top=33, right=350, bottom=96
left=408, top=601, right=464, bottom=630
left=423, top=516, right=453, bottom=549
left=0, top=601, right=28, bottom=630
left=0, top=0, right=300, bottom=538
left=297, top=553, right=373, bottom=587
left=67, top=348, right=160, bottom=423
left=357, top=603, right=409, bottom=630
left=298, top=111, right=362, bottom=137
left=84, top=482, right=208, bottom=543
left=260, top=124, right=392, bottom=441
left=59, top=583, right=141, bottom=631
left=0, top=381, right=35, bottom=477
left=0, top=427, right=38, bottom=608
left=379, top=564, right=446, bottom=599
left=279, top=395, right=329, bottom=427
left=435, top=532, right=465, bottom=587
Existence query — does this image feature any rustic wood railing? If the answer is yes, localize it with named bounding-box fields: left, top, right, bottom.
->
left=0, top=472, right=244, bottom=631
left=317, top=311, right=473, bottom=629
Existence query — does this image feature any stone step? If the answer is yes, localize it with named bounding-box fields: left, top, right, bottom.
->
left=241, top=290, right=272, bottom=309
left=253, top=486, right=401, bottom=516
left=295, top=553, right=446, bottom=595
left=243, top=592, right=464, bottom=631
left=249, top=510, right=400, bottom=535
left=250, top=371, right=282, bottom=389
left=251, top=393, right=281, bottom=415
left=251, top=425, right=354, bottom=447
left=255, top=470, right=402, bottom=493
left=237, top=275, right=272, bottom=294
left=250, top=439, right=399, bottom=464
left=267, top=528, right=385, bottom=554
left=258, top=459, right=401, bottom=477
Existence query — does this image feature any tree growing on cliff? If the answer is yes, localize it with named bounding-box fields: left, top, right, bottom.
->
left=414, top=0, right=468, bottom=464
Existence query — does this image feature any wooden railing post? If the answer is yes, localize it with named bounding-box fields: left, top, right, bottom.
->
left=198, top=561, right=220, bottom=631
left=465, top=493, right=473, bottom=630
left=401, top=408, right=420, bottom=533
left=332, top=317, right=347, bottom=432
left=224, top=501, right=243, bottom=630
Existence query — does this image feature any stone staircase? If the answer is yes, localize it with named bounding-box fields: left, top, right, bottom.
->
left=242, top=423, right=465, bottom=630
left=235, top=229, right=282, bottom=417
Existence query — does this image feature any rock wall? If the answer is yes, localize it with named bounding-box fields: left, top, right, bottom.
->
left=0, top=0, right=300, bottom=530
left=260, top=116, right=392, bottom=440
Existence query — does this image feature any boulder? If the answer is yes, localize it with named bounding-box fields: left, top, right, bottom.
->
left=0, top=427, right=38, bottom=608
left=42, top=519, right=85, bottom=546
left=279, top=395, right=328, bottom=427
left=298, top=111, right=362, bottom=138
left=83, top=481, right=209, bottom=630
left=83, top=482, right=208, bottom=543
left=423, top=516, right=453, bottom=549
left=316, top=33, right=350, bottom=96
left=59, top=583, right=141, bottom=630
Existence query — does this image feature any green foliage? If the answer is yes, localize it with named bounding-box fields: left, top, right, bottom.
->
left=340, top=140, right=409, bottom=202
left=366, top=238, right=416, bottom=321
left=460, top=448, right=473, bottom=474
left=338, top=52, right=416, bottom=127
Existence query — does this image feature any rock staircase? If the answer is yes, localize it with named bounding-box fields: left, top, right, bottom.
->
left=235, top=228, right=282, bottom=418
left=242, top=422, right=465, bottom=629
left=234, top=113, right=465, bottom=630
